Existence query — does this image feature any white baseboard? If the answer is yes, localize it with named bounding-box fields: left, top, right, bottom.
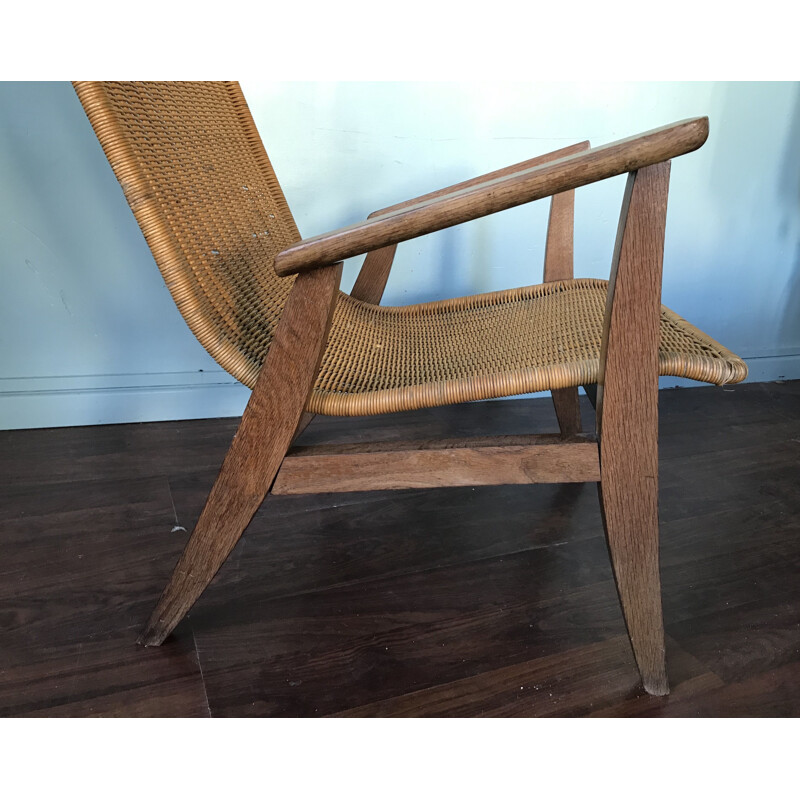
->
left=0, top=371, right=250, bottom=431
left=1, top=353, right=797, bottom=431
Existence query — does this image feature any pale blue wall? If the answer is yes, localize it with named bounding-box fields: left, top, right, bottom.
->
left=1, top=81, right=798, bottom=430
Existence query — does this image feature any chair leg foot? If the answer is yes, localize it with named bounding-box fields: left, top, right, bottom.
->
left=139, top=410, right=319, bottom=647
left=598, top=476, right=668, bottom=696
left=642, top=673, right=670, bottom=697
left=138, top=395, right=306, bottom=646
left=137, top=480, right=264, bottom=647
left=138, top=424, right=289, bottom=646
left=139, top=620, right=176, bottom=647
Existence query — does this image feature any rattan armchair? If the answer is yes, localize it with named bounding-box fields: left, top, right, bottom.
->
left=74, top=81, right=747, bottom=697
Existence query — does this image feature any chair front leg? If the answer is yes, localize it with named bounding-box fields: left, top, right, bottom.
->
left=596, top=162, right=671, bottom=695
left=139, top=263, right=342, bottom=646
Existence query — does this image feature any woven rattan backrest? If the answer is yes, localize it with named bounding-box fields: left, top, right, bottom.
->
left=73, top=81, right=300, bottom=387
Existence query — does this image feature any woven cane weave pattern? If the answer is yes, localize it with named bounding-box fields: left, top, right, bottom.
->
left=74, top=80, right=299, bottom=388
left=310, top=279, right=747, bottom=415
left=74, top=81, right=747, bottom=418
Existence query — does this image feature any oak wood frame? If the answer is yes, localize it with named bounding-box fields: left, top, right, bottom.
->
left=141, top=120, right=698, bottom=697
left=272, top=433, right=600, bottom=495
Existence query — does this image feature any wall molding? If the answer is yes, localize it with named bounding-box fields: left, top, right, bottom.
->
left=0, top=370, right=250, bottom=431
left=1, top=354, right=797, bottom=431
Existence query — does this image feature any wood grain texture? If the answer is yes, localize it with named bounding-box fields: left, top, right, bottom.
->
left=191, top=538, right=627, bottom=716
left=330, top=635, right=718, bottom=718
left=542, top=165, right=587, bottom=283
left=631, top=661, right=800, bottom=718
left=272, top=434, right=600, bottom=494
left=549, top=392, right=582, bottom=438
left=274, top=118, right=708, bottom=276
left=596, top=162, right=671, bottom=695
left=350, top=208, right=398, bottom=304
left=350, top=142, right=591, bottom=305
left=542, top=142, right=590, bottom=438
left=374, top=141, right=594, bottom=217
left=139, top=263, right=342, bottom=646
left=350, top=243, right=397, bottom=303
left=351, top=209, right=398, bottom=304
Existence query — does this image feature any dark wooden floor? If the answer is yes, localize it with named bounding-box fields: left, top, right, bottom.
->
left=1, top=380, right=798, bottom=717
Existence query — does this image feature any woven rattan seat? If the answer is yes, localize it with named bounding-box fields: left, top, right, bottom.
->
left=314, top=279, right=746, bottom=415
left=74, top=80, right=748, bottom=695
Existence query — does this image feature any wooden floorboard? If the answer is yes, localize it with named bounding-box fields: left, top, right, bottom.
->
left=331, top=635, right=723, bottom=718
left=190, top=541, right=626, bottom=717
left=0, top=381, right=798, bottom=716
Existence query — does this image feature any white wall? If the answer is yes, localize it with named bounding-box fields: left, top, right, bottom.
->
left=1, top=81, right=798, bottom=430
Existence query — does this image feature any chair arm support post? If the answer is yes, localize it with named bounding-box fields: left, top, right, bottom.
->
left=351, top=141, right=591, bottom=305
left=543, top=140, right=590, bottom=436
left=543, top=141, right=590, bottom=283
left=350, top=209, right=398, bottom=304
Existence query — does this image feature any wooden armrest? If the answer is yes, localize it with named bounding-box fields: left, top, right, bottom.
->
left=371, top=140, right=592, bottom=218
left=274, top=117, right=708, bottom=277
